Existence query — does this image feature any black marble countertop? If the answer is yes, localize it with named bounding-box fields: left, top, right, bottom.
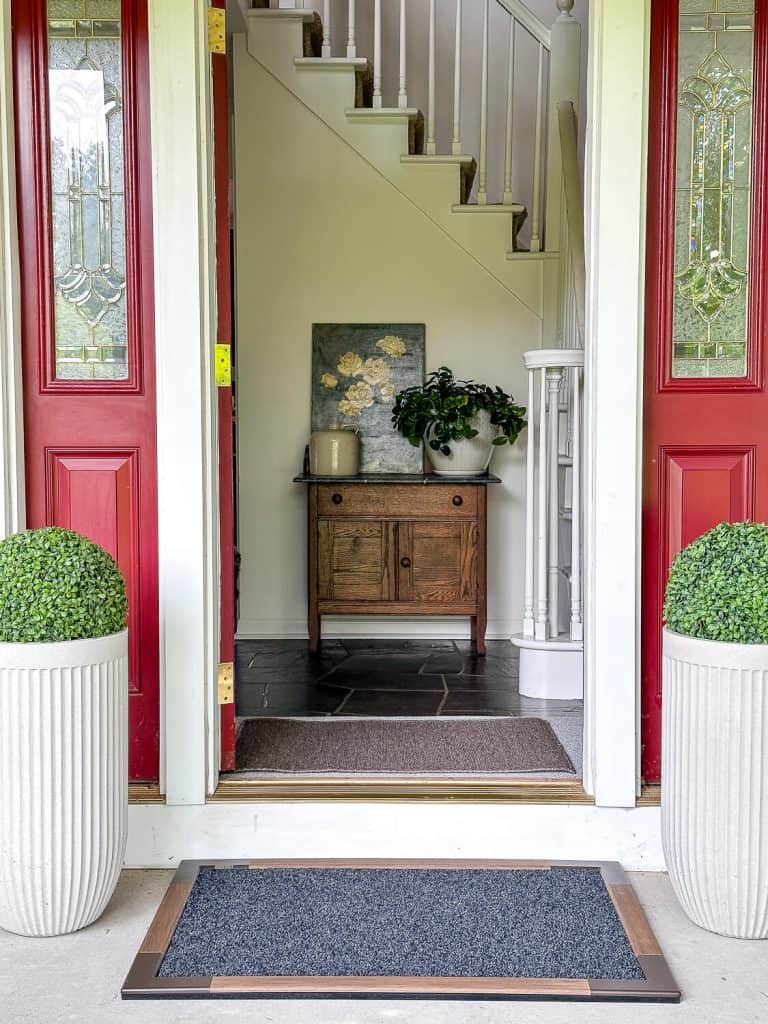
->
left=293, top=473, right=502, bottom=485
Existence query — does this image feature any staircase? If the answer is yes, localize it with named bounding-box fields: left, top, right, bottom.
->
left=239, top=0, right=581, bottom=325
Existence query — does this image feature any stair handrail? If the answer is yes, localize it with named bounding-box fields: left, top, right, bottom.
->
left=557, top=100, right=585, bottom=344
left=494, top=0, right=551, bottom=50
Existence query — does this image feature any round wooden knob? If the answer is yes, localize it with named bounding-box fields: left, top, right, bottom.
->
left=400, top=556, right=412, bottom=569
left=331, top=493, right=343, bottom=505
left=452, top=495, right=463, bottom=507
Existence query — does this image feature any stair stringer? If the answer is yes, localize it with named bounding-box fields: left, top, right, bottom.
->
left=243, top=13, right=550, bottom=320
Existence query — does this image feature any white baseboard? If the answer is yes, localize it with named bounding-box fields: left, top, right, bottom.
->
left=236, top=618, right=522, bottom=641
left=126, top=803, right=665, bottom=871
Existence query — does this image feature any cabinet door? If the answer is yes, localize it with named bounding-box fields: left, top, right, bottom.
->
left=398, top=521, right=477, bottom=605
left=318, top=520, right=396, bottom=602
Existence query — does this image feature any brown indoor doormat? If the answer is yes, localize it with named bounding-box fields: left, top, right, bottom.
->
left=236, top=717, right=575, bottom=774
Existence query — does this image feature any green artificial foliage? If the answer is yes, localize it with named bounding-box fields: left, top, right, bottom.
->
left=663, top=521, right=768, bottom=644
left=0, top=527, right=127, bottom=643
left=392, top=367, right=527, bottom=456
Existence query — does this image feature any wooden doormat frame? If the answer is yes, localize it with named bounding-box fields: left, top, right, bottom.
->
left=122, top=858, right=680, bottom=1002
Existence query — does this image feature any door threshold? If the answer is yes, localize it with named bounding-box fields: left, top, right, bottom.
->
left=210, top=775, right=591, bottom=804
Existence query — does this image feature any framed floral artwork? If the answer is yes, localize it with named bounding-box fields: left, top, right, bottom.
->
left=311, top=324, right=425, bottom=473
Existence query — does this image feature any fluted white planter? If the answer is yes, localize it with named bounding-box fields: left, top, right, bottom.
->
left=661, top=628, right=768, bottom=939
left=0, top=630, right=128, bottom=937
left=426, top=410, right=498, bottom=476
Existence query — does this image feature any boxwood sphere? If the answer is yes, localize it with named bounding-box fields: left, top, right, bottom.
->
left=664, top=521, right=768, bottom=644
left=0, top=527, right=127, bottom=643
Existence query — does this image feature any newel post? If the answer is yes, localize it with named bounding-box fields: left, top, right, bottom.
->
left=544, top=0, right=581, bottom=253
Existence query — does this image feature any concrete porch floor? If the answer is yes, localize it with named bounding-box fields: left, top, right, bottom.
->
left=0, top=870, right=766, bottom=1023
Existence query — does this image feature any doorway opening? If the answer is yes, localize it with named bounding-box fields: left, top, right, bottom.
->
left=219, top=0, right=588, bottom=787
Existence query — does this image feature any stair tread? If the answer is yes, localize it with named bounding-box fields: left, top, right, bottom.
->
left=348, top=107, right=421, bottom=118
left=402, top=153, right=476, bottom=165
left=246, top=9, right=317, bottom=22
left=451, top=202, right=526, bottom=213
left=506, top=250, right=559, bottom=260
left=295, top=57, right=370, bottom=68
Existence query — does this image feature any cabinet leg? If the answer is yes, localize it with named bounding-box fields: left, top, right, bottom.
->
left=308, top=612, right=321, bottom=654
left=471, top=615, right=487, bottom=656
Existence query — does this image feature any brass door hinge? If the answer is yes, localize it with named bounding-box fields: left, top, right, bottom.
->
left=208, top=7, right=225, bottom=54
left=217, top=662, right=234, bottom=705
left=215, top=343, right=232, bottom=387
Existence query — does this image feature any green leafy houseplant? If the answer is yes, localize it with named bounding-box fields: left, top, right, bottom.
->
left=392, top=367, right=527, bottom=456
left=663, top=521, right=768, bottom=644
left=0, top=527, right=127, bottom=643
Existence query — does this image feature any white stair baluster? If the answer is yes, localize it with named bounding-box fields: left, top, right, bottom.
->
left=523, top=366, right=535, bottom=638
left=427, top=0, right=437, bottom=154
left=322, top=0, right=331, bottom=58
left=347, top=0, right=356, bottom=59
left=546, top=367, right=562, bottom=638
left=477, top=0, right=489, bottom=204
left=373, top=0, right=382, bottom=109
left=503, top=17, right=515, bottom=205
left=570, top=364, right=583, bottom=641
left=535, top=366, right=548, bottom=640
left=452, top=0, right=462, bottom=155
left=398, top=0, right=408, bottom=108
left=530, top=44, right=545, bottom=251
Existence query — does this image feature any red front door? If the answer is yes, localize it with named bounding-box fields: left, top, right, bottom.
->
left=642, top=0, right=768, bottom=781
left=13, top=0, right=159, bottom=780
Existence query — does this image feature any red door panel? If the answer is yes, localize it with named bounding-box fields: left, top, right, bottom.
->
left=642, top=0, right=768, bottom=782
left=13, top=0, right=159, bottom=780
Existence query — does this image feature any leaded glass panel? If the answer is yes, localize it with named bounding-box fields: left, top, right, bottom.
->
left=673, top=0, right=754, bottom=378
left=47, top=0, right=127, bottom=381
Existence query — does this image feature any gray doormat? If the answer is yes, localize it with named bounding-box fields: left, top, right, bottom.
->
left=123, top=860, right=681, bottom=1001
left=236, top=717, right=574, bottom=774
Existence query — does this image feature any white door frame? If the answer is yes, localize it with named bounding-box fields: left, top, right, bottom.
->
left=147, top=0, right=221, bottom=803
left=0, top=0, right=652, bottom=810
left=582, top=0, right=650, bottom=806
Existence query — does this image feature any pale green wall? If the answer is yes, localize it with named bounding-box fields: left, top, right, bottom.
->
left=233, top=38, right=541, bottom=638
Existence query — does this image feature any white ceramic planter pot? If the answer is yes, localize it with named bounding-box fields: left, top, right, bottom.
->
left=426, top=410, right=498, bottom=476
left=661, top=628, right=768, bottom=939
left=0, top=630, right=128, bottom=936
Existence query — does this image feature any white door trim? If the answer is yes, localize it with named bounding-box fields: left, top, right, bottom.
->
left=148, top=0, right=221, bottom=803
left=582, top=0, right=650, bottom=806
left=0, top=0, right=25, bottom=540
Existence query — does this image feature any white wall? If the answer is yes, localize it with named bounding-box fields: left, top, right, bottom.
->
left=233, top=43, right=542, bottom=640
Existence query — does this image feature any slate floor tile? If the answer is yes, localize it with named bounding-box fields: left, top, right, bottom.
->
left=338, top=690, right=445, bottom=716
left=234, top=682, right=268, bottom=717
left=259, top=683, right=350, bottom=716
left=325, top=654, right=445, bottom=689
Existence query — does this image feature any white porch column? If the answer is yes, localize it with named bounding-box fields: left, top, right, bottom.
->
left=0, top=0, right=25, bottom=540
left=148, top=0, right=220, bottom=804
left=583, top=0, right=650, bottom=807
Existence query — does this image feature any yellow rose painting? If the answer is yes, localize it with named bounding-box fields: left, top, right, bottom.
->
left=312, top=324, right=425, bottom=472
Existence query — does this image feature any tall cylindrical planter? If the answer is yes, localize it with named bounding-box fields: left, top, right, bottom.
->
left=662, top=628, right=768, bottom=939
left=0, top=630, right=128, bottom=937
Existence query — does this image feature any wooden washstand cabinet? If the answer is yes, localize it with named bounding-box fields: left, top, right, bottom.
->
left=295, top=474, right=500, bottom=654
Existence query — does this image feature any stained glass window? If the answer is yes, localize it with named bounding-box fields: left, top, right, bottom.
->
left=47, top=0, right=127, bottom=381
left=673, top=0, right=754, bottom=378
